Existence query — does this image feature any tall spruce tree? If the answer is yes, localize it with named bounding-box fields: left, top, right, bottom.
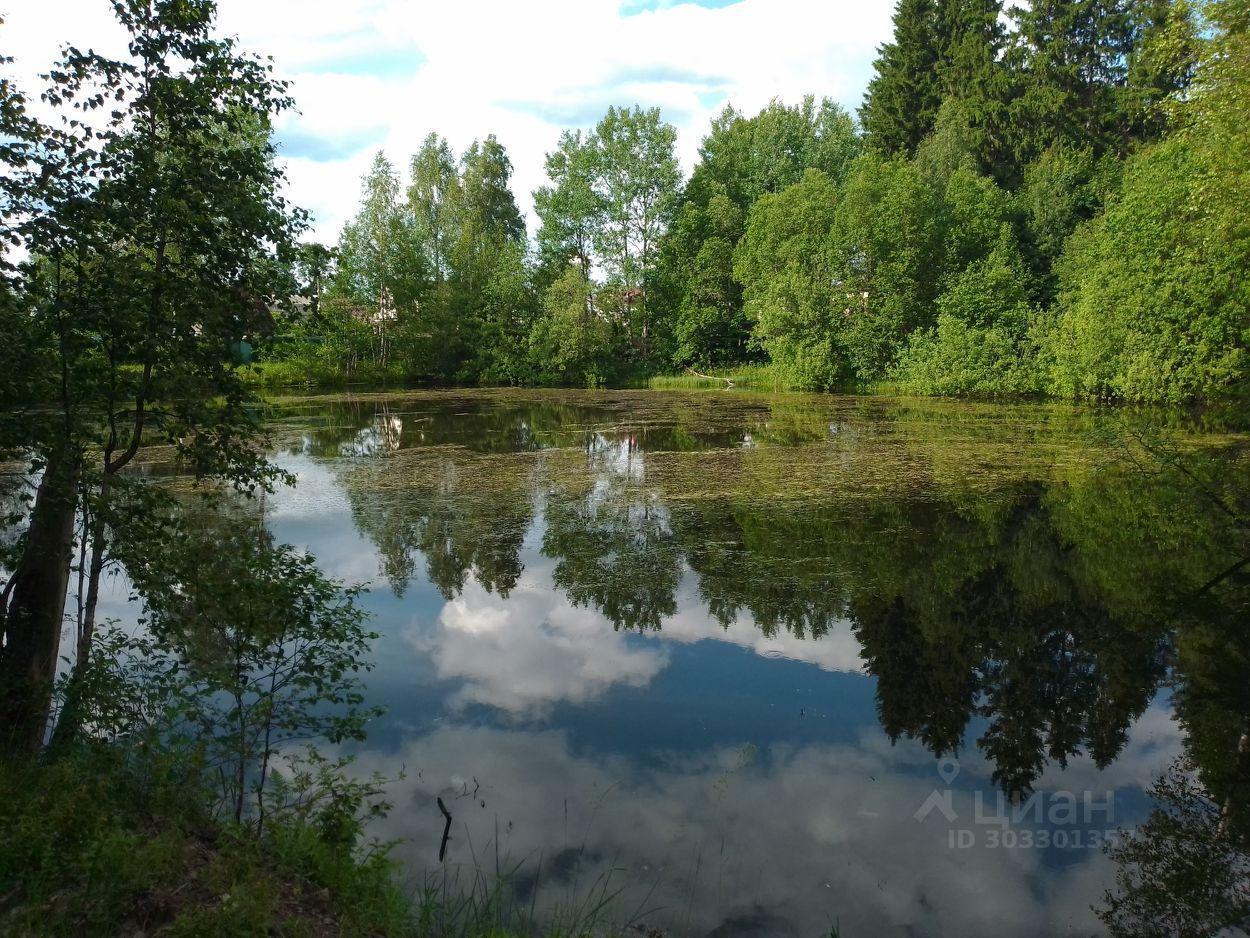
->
left=861, top=0, right=945, bottom=156
left=1005, top=0, right=1139, bottom=163
left=936, top=0, right=1014, bottom=179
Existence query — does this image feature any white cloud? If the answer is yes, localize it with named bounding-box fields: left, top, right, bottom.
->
left=3, top=0, right=893, bottom=241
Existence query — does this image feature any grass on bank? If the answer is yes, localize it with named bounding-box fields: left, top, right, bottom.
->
left=243, top=359, right=411, bottom=390
left=646, top=364, right=793, bottom=391
left=246, top=357, right=798, bottom=395
left=0, top=745, right=413, bottom=937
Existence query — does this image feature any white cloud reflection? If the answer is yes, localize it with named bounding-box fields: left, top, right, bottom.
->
left=349, top=710, right=1181, bottom=937
left=407, top=553, right=864, bottom=718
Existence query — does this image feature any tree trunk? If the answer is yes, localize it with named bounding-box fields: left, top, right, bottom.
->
left=1218, top=721, right=1250, bottom=837
left=48, top=478, right=111, bottom=751
left=78, top=475, right=111, bottom=667
left=0, top=452, right=80, bottom=757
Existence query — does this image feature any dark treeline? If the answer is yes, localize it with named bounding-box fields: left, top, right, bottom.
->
left=265, top=0, right=1250, bottom=403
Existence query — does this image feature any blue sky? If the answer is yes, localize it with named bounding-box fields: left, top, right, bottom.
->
left=620, top=0, right=747, bottom=13
left=5, top=0, right=893, bottom=240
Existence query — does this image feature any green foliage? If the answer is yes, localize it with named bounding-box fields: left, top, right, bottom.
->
left=1049, top=134, right=1249, bottom=402
left=255, top=296, right=406, bottom=387
left=533, top=130, right=602, bottom=286
left=895, top=239, right=1043, bottom=397
left=409, top=133, right=461, bottom=285
left=335, top=151, right=426, bottom=314
left=1018, top=143, right=1115, bottom=294
left=470, top=239, right=538, bottom=385
left=117, top=522, right=379, bottom=826
left=914, top=98, right=983, bottom=187
left=659, top=97, right=858, bottom=368
left=239, top=0, right=1237, bottom=404
left=41, top=0, right=1238, bottom=408
left=0, top=498, right=407, bottom=935
left=687, top=97, right=861, bottom=211
left=270, top=132, right=535, bottom=386
left=527, top=268, right=617, bottom=388
left=829, top=155, right=948, bottom=379
left=1, top=0, right=308, bottom=759
left=860, top=0, right=946, bottom=156
left=1004, top=0, right=1195, bottom=166
left=444, top=136, right=530, bottom=381
left=0, top=746, right=412, bottom=937
left=590, top=105, right=681, bottom=292
left=662, top=188, right=750, bottom=367
left=1, top=0, right=305, bottom=468
left=735, top=169, right=845, bottom=389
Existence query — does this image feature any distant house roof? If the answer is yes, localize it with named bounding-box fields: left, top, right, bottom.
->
left=270, top=295, right=312, bottom=318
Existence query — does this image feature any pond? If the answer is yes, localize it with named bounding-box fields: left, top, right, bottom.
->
left=113, top=388, right=1250, bottom=936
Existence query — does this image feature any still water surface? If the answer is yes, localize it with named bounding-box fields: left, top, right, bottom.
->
left=134, top=389, right=1250, bottom=936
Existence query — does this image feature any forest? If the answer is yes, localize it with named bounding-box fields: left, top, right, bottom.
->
left=257, top=0, right=1250, bottom=403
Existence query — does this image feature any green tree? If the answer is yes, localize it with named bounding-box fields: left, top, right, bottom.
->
left=734, top=169, right=845, bottom=388
left=472, top=238, right=536, bottom=385
left=533, top=130, right=603, bottom=287
left=117, top=515, right=378, bottom=826
left=446, top=135, right=529, bottom=381
left=659, top=97, right=858, bottom=367
left=407, top=132, right=460, bottom=284
left=590, top=105, right=681, bottom=356
left=1045, top=0, right=1246, bottom=403
left=896, top=231, right=1042, bottom=396
left=1003, top=0, right=1188, bottom=166
left=663, top=188, right=749, bottom=367
left=1020, top=144, right=1099, bottom=264
left=1049, top=140, right=1247, bottom=400
left=335, top=152, right=422, bottom=311
left=1122, top=0, right=1202, bottom=141
left=861, top=0, right=946, bottom=156
left=935, top=0, right=1015, bottom=179
left=0, top=0, right=303, bottom=755
left=528, top=267, right=616, bottom=387
left=828, top=155, right=948, bottom=379
left=290, top=242, right=336, bottom=318
left=333, top=151, right=422, bottom=372
left=686, top=97, right=860, bottom=212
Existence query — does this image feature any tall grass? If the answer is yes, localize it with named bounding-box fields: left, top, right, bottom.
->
left=243, top=359, right=410, bottom=390
left=413, top=857, right=644, bottom=938
left=646, top=364, right=794, bottom=392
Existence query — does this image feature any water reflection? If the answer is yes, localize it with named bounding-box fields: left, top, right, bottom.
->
left=258, top=390, right=1249, bottom=935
